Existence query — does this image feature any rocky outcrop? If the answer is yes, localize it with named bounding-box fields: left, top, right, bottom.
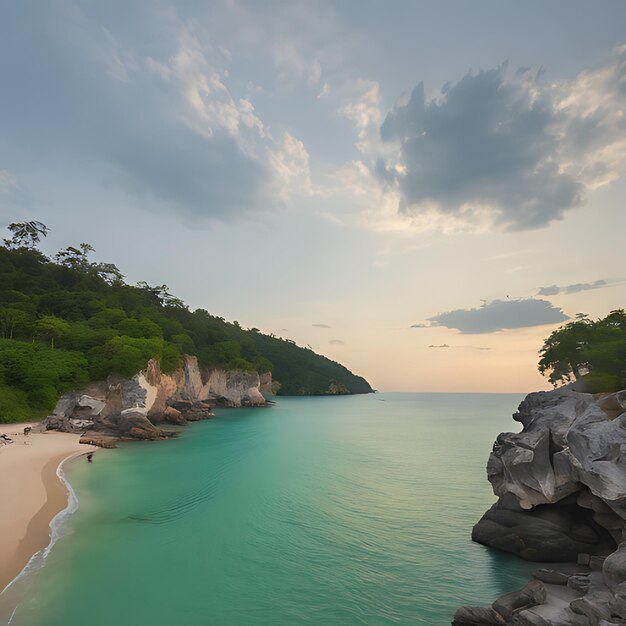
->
left=455, top=387, right=626, bottom=625
left=44, top=356, right=271, bottom=447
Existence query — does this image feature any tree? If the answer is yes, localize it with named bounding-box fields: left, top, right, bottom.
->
left=0, top=308, right=29, bottom=339
left=91, top=262, right=124, bottom=285
left=539, top=310, right=626, bottom=391
left=55, top=243, right=95, bottom=270
left=3, top=221, right=49, bottom=249
left=136, top=282, right=186, bottom=308
left=35, top=315, right=70, bottom=348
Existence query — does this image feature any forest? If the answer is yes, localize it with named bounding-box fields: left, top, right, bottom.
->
left=0, top=222, right=372, bottom=422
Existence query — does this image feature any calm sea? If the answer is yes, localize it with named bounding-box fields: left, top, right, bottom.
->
left=1, top=393, right=535, bottom=625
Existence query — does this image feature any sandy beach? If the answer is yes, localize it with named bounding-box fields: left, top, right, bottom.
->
left=0, top=424, right=96, bottom=592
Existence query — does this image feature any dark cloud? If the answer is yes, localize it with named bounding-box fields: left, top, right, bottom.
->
left=538, top=280, right=607, bottom=296
left=0, top=3, right=272, bottom=221
left=329, top=339, right=344, bottom=345
left=428, top=344, right=450, bottom=348
left=380, top=66, right=583, bottom=231
left=428, top=298, right=568, bottom=334
left=312, top=323, right=331, bottom=328
left=410, top=323, right=430, bottom=328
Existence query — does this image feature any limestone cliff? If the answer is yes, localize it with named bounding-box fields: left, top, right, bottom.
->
left=45, top=356, right=270, bottom=447
left=454, top=387, right=626, bottom=626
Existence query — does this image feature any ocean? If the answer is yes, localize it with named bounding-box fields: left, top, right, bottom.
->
left=1, top=393, right=535, bottom=625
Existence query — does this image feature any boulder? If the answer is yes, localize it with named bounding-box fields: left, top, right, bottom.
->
left=116, top=410, right=162, bottom=440
left=603, top=544, right=626, bottom=592
left=79, top=431, right=118, bottom=449
left=492, top=580, right=547, bottom=621
left=43, top=415, right=77, bottom=433
left=533, top=569, right=571, bottom=585
left=163, top=406, right=187, bottom=426
left=473, top=500, right=614, bottom=562
left=452, top=605, right=505, bottom=625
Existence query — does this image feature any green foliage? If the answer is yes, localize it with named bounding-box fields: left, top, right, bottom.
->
left=0, top=230, right=372, bottom=421
left=0, top=339, right=88, bottom=420
left=35, top=315, right=70, bottom=348
left=539, top=309, right=626, bottom=392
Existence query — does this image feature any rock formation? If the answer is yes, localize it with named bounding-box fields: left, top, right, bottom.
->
left=44, top=356, right=271, bottom=447
left=454, top=387, right=626, bottom=625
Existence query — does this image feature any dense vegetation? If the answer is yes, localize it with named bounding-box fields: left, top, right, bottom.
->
left=539, top=310, right=626, bottom=392
left=0, top=223, right=371, bottom=422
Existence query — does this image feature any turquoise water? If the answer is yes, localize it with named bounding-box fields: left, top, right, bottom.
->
left=2, top=393, right=535, bottom=625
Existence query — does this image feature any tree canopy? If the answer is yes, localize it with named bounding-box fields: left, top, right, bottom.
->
left=0, top=222, right=372, bottom=421
left=538, top=310, right=626, bottom=392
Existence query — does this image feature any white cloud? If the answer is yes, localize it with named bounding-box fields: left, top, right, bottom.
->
left=268, top=131, right=315, bottom=201
left=337, top=79, right=384, bottom=154
left=0, top=170, right=18, bottom=189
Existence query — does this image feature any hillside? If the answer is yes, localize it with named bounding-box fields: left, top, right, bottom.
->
left=0, top=231, right=372, bottom=422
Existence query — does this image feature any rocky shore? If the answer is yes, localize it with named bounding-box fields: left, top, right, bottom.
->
left=454, top=387, right=626, bottom=625
left=44, top=356, right=272, bottom=448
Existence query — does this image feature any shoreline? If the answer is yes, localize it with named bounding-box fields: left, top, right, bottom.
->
left=0, top=424, right=96, bottom=593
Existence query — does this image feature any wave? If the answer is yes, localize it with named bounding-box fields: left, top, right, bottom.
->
left=0, top=451, right=87, bottom=625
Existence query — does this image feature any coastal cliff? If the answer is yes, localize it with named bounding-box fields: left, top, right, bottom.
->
left=454, top=387, right=626, bottom=626
left=44, top=355, right=270, bottom=447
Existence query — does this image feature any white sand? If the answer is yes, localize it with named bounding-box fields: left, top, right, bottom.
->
left=0, top=424, right=96, bottom=591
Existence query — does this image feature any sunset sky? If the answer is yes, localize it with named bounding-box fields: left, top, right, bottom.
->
left=1, top=1, right=625, bottom=392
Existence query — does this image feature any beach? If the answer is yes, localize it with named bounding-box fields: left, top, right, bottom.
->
left=0, top=423, right=95, bottom=592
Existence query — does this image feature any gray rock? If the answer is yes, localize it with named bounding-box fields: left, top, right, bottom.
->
left=590, top=556, right=607, bottom=571
left=473, top=500, right=614, bottom=562
left=116, top=410, right=162, bottom=440
left=74, top=394, right=105, bottom=417
left=52, top=392, right=79, bottom=418
left=568, top=575, right=593, bottom=593
left=597, top=392, right=626, bottom=420
left=569, top=590, right=613, bottom=622
left=120, top=377, right=148, bottom=410
left=603, top=544, right=626, bottom=591
left=43, top=414, right=77, bottom=433
left=492, top=580, right=547, bottom=621
left=452, top=605, right=505, bottom=625
left=533, top=569, right=571, bottom=585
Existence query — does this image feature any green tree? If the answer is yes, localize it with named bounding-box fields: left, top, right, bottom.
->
left=0, top=307, right=29, bottom=339
left=54, top=243, right=95, bottom=270
left=539, top=310, right=626, bottom=391
left=3, top=221, right=49, bottom=249
left=35, top=315, right=70, bottom=348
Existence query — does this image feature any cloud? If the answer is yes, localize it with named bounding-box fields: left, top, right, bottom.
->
left=428, top=344, right=450, bottom=348
left=538, top=279, right=607, bottom=296
left=410, top=323, right=430, bottom=328
left=0, top=170, right=18, bottom=189
left=329, top=339, right=344, bottom=345
left=336, top=79, right=384, bottom=154
left=273, top=41, right=321, bottom=86
left=0, top=3, right=313, bottom=222
left=427, top=298, right=568, bottom=334
left=312, top=323, right=331, bottom=328
left=372, top=47, right=626, bottom=232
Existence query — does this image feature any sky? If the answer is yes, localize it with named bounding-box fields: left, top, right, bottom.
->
left=1, top=0, right=625, bottom=392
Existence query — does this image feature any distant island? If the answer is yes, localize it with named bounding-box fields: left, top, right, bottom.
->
left=0, top=221, right=372, bottom=424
